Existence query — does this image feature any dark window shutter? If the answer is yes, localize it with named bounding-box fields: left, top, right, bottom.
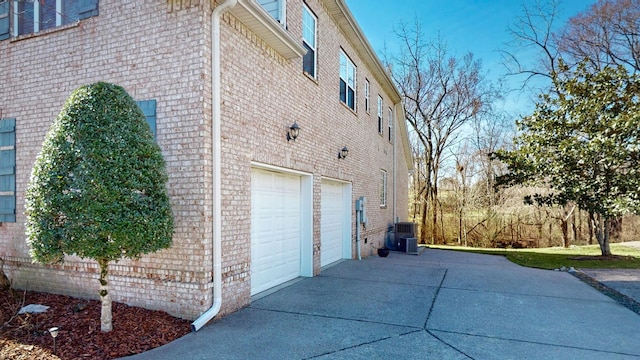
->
left=0, top=118, right=16, bottom=222
left=136, top=100, right=157, bottom=139
left=0, top=118, right=15, bottom=149
left=0, top=196, right=15, bottom=222
left=0, top=148, right=15, bottom=190
left=0, top=1, right=10, bottom=40
left=77, top=0, right=99, bottom=20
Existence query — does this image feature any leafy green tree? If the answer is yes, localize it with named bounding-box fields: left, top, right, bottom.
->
left=25, top=82, right=174, bottom=332
left=496, top=63, right=640, bottom=256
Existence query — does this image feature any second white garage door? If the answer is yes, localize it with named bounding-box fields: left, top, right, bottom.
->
left=321, top=180, right=350, bottom=267
left=251, top=168, right=302, bottom=295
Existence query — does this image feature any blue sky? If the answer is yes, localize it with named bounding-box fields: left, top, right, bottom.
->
left=344, top=0, right=596, bottom=115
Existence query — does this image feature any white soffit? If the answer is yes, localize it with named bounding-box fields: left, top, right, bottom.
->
left=229, top=0, right=306, bottom=59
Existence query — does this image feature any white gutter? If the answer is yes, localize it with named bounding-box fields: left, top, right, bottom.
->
left=191, top=0, right=238, bottom=332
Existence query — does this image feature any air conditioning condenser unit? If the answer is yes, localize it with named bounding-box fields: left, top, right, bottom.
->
left=395, top=237, right=418, bottom=255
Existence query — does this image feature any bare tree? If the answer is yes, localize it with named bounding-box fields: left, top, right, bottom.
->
left=389, top=21, right=490, bottom=244
left=500, top=0, right=564, bottom=90
left=448, top=144, right=473, bottom=246
left=502, top=0, right=640, bottom=86
left=472, top=111, right=513, bottom=207
left=408, top=130, right=427, bottom=223
left=556, top=0, right=640, bottom=72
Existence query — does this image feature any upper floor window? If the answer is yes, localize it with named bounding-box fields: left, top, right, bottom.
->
left=11, top=0, right=98, bottom=37
left=0, top=1, right=10, bottom=40
left=388, top=107, right=393, bottom=142
left=257, top=0, right=286, bottom=26
left=302, top=4, right=317, bottom=78
left=364, top=79, right=370, bottom=113
left=340, top=50, right=356, bottom=111
left=377, top=96, right=383, bottom=134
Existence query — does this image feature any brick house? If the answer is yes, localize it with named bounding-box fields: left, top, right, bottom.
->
left=0, top=0, right=412, bottom=328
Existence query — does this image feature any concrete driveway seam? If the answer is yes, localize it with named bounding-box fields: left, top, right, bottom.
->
left=424, top=268, right=448, bottom=329
left=249, top=306, right=424, bottom=330
left=439, top=285, right=618, bottom=303
left=319, top=273, right=438, bottom=288
left=423, top=270, right=479, bottom=360
left=304, top=329, right=424, bottom=359
left=429, top=328, right=640, bottom=358
left=426, top=329, right=475, bottom=360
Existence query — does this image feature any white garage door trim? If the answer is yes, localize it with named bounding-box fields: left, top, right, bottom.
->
left=250, top=164, right=313, bottom=296
left=321, top=178, right=352, bottom=267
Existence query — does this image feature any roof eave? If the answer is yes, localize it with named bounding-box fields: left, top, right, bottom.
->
left=322, top=0, right=401, bottom=104
left=229, top=0, right=306, bottom=59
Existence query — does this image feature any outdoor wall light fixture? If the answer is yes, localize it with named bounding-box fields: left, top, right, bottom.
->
left=287, top=122, right=300, bottom=141
left=338, top=146, right=349, bottom=159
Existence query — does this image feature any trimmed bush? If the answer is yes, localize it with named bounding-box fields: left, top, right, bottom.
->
left=25, top=82, right=174, bottom=331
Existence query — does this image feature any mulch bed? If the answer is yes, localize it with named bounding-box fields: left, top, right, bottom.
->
left=0, top=288, right=191, bottom=359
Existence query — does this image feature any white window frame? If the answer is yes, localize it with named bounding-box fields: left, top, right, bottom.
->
left=302, top=4, right=317, bottom=78
left=364, top=79, right=370, bottom=113
left=380, top=170, right=387, bottom=208
left=377, top=95, right=383, bottom=134
left=13, top=0, right=96, bottom=36
left=0, top=1, right=10, bottom=40
left=388, top=107, right=393, bottom=142
left=339, top=50, right=356, bottom=111
left=257, top=0, right=286, bottom=27
left=14, top=0, right=61, bottom=35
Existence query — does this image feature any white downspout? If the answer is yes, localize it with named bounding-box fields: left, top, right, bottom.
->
left=392, top=107, right=396, bottom=223
left=191, top=0, right=238, bottom=332
left=393, top=102, right=405, bottom=223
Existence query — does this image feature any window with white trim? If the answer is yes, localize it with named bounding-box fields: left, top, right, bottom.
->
left=0, top=1, right=9, bottom=40
left=388, top=107, right=393, bottom=142
left=380, top=170, right=387, bottom=208
left=364, top=79, right=370, bottom=113
left=257, top=0, right=286, bottom=26
left=377, top=95, right=383, bottom=134
left=339, top=50, right=356, bottom=111
left=302, top=4, right=317, bottom=78
left=13, top=0, right=99, bottom=37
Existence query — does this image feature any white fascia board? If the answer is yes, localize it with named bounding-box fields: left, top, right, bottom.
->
left=230, top=0, right=306, bottom=59
left=395, top=104, right=414, bottom=171
left=323, top=0, right=401, bottom=104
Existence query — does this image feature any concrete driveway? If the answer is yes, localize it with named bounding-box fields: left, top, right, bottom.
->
left=124, top=249, right=640, bottom=359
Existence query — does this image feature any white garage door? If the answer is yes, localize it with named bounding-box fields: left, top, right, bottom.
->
left=321, top=180, right=347, bottom=267
left=251, top=168, right=302, bottom=295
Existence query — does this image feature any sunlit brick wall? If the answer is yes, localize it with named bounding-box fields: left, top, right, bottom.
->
left=0, top=0, right=411, bottom=321
left=0, top=1, right=213, bottom=320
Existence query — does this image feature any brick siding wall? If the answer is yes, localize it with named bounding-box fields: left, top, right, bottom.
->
left=0, top=0, right=411, bottom=321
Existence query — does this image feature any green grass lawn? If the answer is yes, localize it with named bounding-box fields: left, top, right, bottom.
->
left=428, top=244, right=640, bottom=270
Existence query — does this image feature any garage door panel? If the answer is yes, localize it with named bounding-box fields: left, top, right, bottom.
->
left=251, top=169, right=302, bottom=295
left=321, top=180, right=346, bottom=267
